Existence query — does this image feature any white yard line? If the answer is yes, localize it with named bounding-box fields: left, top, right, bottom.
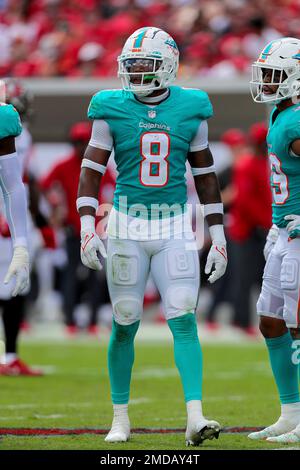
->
left=0, top=402, right=94, bottom=410
left=33, top=414, right=65, bottom=419
left=1, top=323, right=264, bottom=345
left=133, top=368, right=178, bottom=379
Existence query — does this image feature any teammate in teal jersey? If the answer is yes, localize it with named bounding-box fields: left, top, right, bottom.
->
left=0, top=99, right=29, bottom=297
left=77, top=27, right=227, bottom=446
left=249, top=37, right=300, bottom=443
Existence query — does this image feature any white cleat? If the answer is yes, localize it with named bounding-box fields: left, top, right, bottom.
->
left=266, top=424, right=300, bottom=444
left=185, top=419, right=221, bottom=446
left=105, top=420, right=130, bottom=443
left=248, top=417, right=299, bottom=441
left=105, top=425, right=130, bottom=443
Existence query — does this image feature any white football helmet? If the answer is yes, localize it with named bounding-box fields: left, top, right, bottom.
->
left=117, top=27, right=179, bottom=97
left=250, top=37, right=300, bottom=104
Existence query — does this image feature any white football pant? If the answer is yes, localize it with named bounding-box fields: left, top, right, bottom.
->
left=257, top=228, right=300, bottom=328
left=106, top=236, right=200, bottom=325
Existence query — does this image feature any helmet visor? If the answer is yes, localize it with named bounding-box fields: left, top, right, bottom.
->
left=121, top=58, right=163, bottom=85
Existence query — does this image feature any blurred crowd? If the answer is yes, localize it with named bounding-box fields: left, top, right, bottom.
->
left=0, top=0, right=300, bottom=78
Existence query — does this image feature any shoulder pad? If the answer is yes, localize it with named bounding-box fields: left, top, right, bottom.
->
left=180, top=88, right=213, bottom=120
left=87, top=89, right=123, bottom=120
left=0, top=103, right=22, bottom=139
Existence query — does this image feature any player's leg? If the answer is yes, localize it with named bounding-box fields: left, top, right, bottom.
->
left=150, top=238, right=220, bottom=445
left=105, top=238, right=150, bottom=442
left=0, top=296, right=42, bottom=376
left=62, top=234, right=81, bottom=331
left=248, top=244, right=300, bottom=440
left=264, top=237, right=300, bottom=443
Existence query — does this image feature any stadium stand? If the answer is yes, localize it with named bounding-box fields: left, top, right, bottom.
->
left=0, top=0, right=298, bottom=78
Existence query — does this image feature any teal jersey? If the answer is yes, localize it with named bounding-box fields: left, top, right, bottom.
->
left=88, top=86, right=213, bottom=218
left=267, top=104, right=300, bottom=227
left=0, top=103, right=22, bottom=140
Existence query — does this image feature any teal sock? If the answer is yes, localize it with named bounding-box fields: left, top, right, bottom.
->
left=265, top=332, right=300, bottom=404
left=108, top=319, right=140, bottom=404
left=167, top=313, right=202, bottom=402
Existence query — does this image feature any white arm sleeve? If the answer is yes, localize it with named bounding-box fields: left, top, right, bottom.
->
left=89, top=119, right=113, bottom=151
left=0, top=152, right=28, bottom=247
left=189, top=120, right=208, bottom=152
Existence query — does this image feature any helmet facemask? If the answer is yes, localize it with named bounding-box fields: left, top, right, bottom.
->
left=118, top=54, right=177, bottom=97
left=250, top=63, right=300, bottom=104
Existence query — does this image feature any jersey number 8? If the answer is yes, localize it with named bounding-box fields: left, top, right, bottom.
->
left=139, top=132, right=170, bottom=187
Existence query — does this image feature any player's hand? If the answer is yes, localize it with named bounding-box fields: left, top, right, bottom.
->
left=205, top=243, right=227, bottom=283
left=285, top=215, right=300, bottom=239
left=4, top=246, right=30, bottom=297
left=264, top=224, right=279, bottom=260
left=80, top=230, right=107, bottom=270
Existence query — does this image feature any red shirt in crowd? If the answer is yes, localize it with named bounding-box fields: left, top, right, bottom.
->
left=228, top=153, right=272, bottom=242
left=40, top=152, right=115, bottom=236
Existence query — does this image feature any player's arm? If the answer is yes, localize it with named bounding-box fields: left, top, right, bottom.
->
left=77, top=119, right=112, bottom=270
left=290, top=139, right=300, bottom=156
left=188, top=134, right=227, bottom=283
left=0, top=136, right=29, bottom=296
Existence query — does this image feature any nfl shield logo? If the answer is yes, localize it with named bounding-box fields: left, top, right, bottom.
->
left=148, top=110, right=156, bottom=119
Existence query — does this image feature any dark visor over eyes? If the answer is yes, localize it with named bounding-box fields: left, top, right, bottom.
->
left=123, top=58, right=162, bottom=72
left=261, top=67, right=287, bottom=82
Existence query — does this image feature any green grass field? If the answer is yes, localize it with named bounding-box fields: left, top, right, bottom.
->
left=0, top=337, right=297, bottom=450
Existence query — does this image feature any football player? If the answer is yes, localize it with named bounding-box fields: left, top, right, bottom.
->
left=77, top=27, right=227, bottom=445
left=0, top=82, right=29, bottom=298
left=248, top=37, right=300, bottom=443
left=0, top=79, right=42, bottom=376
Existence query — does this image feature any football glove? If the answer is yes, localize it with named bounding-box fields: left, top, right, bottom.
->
left=205, top=243, right=227, bottom=284
left=4, top=246, right=30, bottom=297
left=264, top=224, right=279, bottom=260
left=285, top=215, right=300, bottom=240
left=80, top=229, right=107, bottom=270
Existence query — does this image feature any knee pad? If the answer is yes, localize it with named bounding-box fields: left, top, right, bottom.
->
left=165, top=286, right=198, bottom=320
left=113, top=297, right=143, bottom=325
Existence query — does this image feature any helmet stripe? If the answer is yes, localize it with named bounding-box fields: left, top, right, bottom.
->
left=133, top=29, right=148, bottom=49
left=259, top=40, right=277, bottom=62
